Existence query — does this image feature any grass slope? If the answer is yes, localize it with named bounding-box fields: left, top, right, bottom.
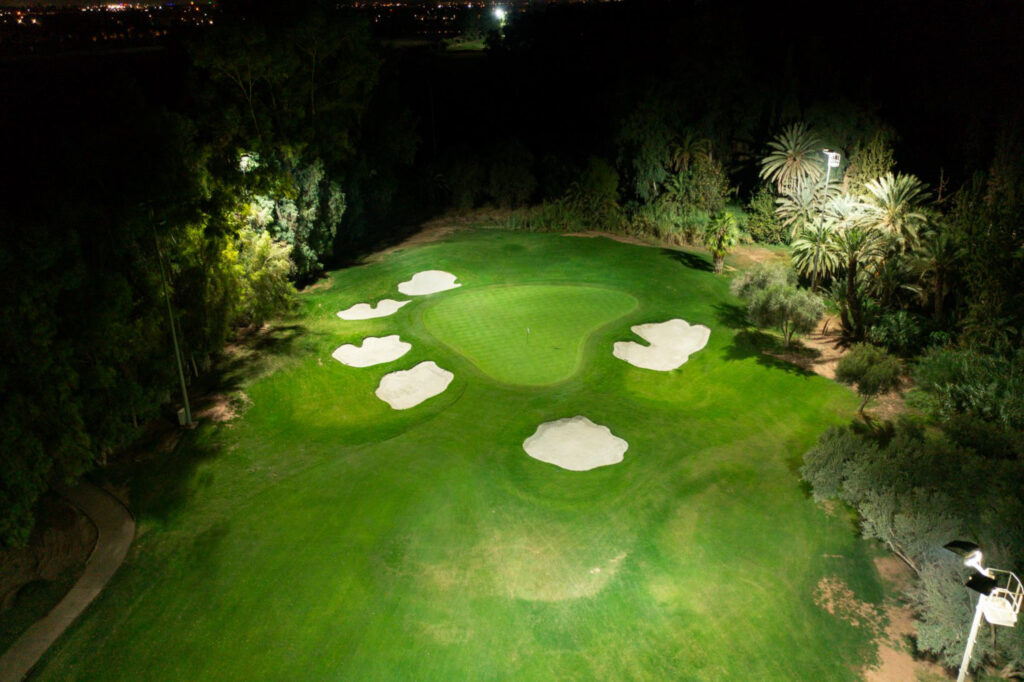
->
left=34, top=231, right=880, bottom=681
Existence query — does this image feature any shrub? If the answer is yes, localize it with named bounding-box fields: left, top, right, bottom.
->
left=836, top=343, right=903, bottom=413
left=868, top=310, right=924, bottom=357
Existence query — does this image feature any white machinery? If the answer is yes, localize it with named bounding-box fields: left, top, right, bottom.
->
left=945, top=541, right=1024, bottom=682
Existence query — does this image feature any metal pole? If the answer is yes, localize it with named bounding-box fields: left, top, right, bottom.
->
left=958, top=596, right=986, bottom=682
left=154, top=229, right=193, bottom=426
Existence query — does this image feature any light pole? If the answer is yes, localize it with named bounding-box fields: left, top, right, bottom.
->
left=945, top=541, right=1024, bottom=682
left=493, top=6, right=507, bottom=36
left=822, top=149, right=841, bottom=190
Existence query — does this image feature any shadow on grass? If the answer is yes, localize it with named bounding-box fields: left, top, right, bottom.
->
left=661, top=248, right=713, bottom=272
left=212, top=323, right=307, bottom=391
left=721, top=329, right=817, bottom=377
left=120, top=425, right=224, bottom=525
left=102, top=323, right=311, bottom=526
left=713, top=302, right=748, bottom=329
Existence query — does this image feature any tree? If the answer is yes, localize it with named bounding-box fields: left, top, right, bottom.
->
left=908, top=225, right=961, bottom=322
left=844, top=132, right=896, bottom=195
left=730, top=262, right=793, bottom=300
left=760, top=123, right=825, bottom=194
left=746, top=185, right=785, bottom=244
left=250, top=157, right=345, bottom=284
left=791, top=223, right=840, bottom=290
left=835, top=343, right=903, bottom=414
left=775, top=181, right=837, bottom=241
left=747, top=285, right=825, bottom=347
left=731, top=263, right=823, bottom=347
left=703, top=212, right=740, bottom=274
left=861, top=172, right=931, bottom=253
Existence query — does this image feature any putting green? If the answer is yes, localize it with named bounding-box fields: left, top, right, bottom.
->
left=422, top=285, right=636, bottom=385
left=29, top=230, right=883, bottom=681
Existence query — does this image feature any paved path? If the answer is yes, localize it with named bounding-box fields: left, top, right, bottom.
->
left=0, top=482, right=135, bottom=682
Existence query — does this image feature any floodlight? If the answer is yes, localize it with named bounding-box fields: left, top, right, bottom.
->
left=493, top=7, right=506, bottom=21
left=945, top=540, right=1024, bottom=682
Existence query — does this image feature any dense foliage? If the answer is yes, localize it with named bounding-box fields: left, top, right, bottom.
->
left=801, top=373, right=1024, bottom=673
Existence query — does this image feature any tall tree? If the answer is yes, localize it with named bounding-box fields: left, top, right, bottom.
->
left=861, top=172, right=931, bottom=253
left=760, top=123, right=825, bottom=194
left=791, top=223, right=840, bottom=291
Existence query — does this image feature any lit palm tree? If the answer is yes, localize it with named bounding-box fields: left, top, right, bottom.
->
left=833, top=226, right=885, bottom=340
left=760, top=123, right=825, bottom=194
left=861, top=172, right=931, bottom=252
left=791, top=223, right=840, bottom=291
left=704, top=212, right=740, bottom=275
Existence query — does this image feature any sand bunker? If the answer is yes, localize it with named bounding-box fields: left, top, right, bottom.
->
left=332, top=335, right=411, bottom=368
left=337, top=299, right=410, bottom=320
left=523, top=416, right=628, bottom=471
left=613, top=319, right=710, bottom=371
left=398, top=270, right=461, bottom=296
left=376, top=361, right=454, bottom=409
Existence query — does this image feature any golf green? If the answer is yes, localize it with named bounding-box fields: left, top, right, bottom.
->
left=31, top=230, right=883, bottom=681
left=422, top=285, right=637, bottom=385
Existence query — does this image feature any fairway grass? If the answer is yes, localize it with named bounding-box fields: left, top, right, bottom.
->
left=33, top=230, right=883, bottom=681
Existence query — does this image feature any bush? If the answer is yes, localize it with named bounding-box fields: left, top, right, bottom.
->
left=836, top=343, right=903, bottom=413
left=868, top=310, right=924, bottom=357
left=912, top=347, right=1024, bottom=430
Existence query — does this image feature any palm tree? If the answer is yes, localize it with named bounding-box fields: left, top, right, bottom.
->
left=760, top=123, right=825, bottom=194
left=704, top=212, right=740, bottom=275
left=861, top=172, right=931, bottom=252
left=908, top=226, right=962, bottom=321
left=776, top=181, right=839, bottom=241
left=668, top=131, right=711, bottom=174
left=791, top=223, right=840, bottom=291
left=832, top=226, right=885, bottom=340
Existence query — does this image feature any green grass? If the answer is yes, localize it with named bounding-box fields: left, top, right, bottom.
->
left=422, top=285, right=637, bottom=385
left=34, top=231, right=881, bottom=680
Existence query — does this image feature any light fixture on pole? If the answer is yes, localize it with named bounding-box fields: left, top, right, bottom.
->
left=822, top=149, right=841, bottom=188
left=944, top=541, right=1023, bottom=682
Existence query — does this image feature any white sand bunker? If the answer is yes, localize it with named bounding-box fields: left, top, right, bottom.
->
left=523, top=416, right=628, bottom=471
left=337, top=298, right=409, bottom=320
left=376, top=361, right=454, bottom=410
left=332, top=335, right=411, bottom=368
left=613, top=319, right=710, bottom=371
left=397, top=270, right=461, bottom=296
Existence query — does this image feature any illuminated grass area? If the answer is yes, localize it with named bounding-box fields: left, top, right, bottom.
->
left=35, top=231, right=882, bottom=681
left=422, top=285, right=637, bottom=385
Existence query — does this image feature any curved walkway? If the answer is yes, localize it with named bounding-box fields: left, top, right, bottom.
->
left=0, top=482, right=135, bottom=682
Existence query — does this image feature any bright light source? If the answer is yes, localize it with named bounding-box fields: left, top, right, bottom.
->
left=493, top=7, right=506, bottom=21
left=239, top=153, right=259, bottom=173
left=823, top=149, right=841, bottom=168
left=964, top=549, right=993, bottom=578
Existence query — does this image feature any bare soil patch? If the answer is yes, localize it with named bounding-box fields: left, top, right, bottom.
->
left=855, top=557, right=949, bottom=682
left=726, top=244, right=789, bottom=269
left=814, top=576, right=885, bottom=632
left=563, top=230, right=654, bottom=247
left=768, top=315, right=846, bottom=380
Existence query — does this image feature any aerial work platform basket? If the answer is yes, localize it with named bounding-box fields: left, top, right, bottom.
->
left=981, top=570, right=1024, bottom=627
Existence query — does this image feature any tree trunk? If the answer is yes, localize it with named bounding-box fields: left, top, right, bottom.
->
left=846, top=259, right=864, bottom=340
left=713, top=254, right=724, bottom=275
left=934, top=273, right=944, bottom=322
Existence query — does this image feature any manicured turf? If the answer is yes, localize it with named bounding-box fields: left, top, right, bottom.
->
left=34, top=230, right=882, bottom=681
left=422, top=285, right=637, bottom=385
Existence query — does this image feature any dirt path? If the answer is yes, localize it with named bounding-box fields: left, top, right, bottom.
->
left=0, top=482, right=134, bottom=682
